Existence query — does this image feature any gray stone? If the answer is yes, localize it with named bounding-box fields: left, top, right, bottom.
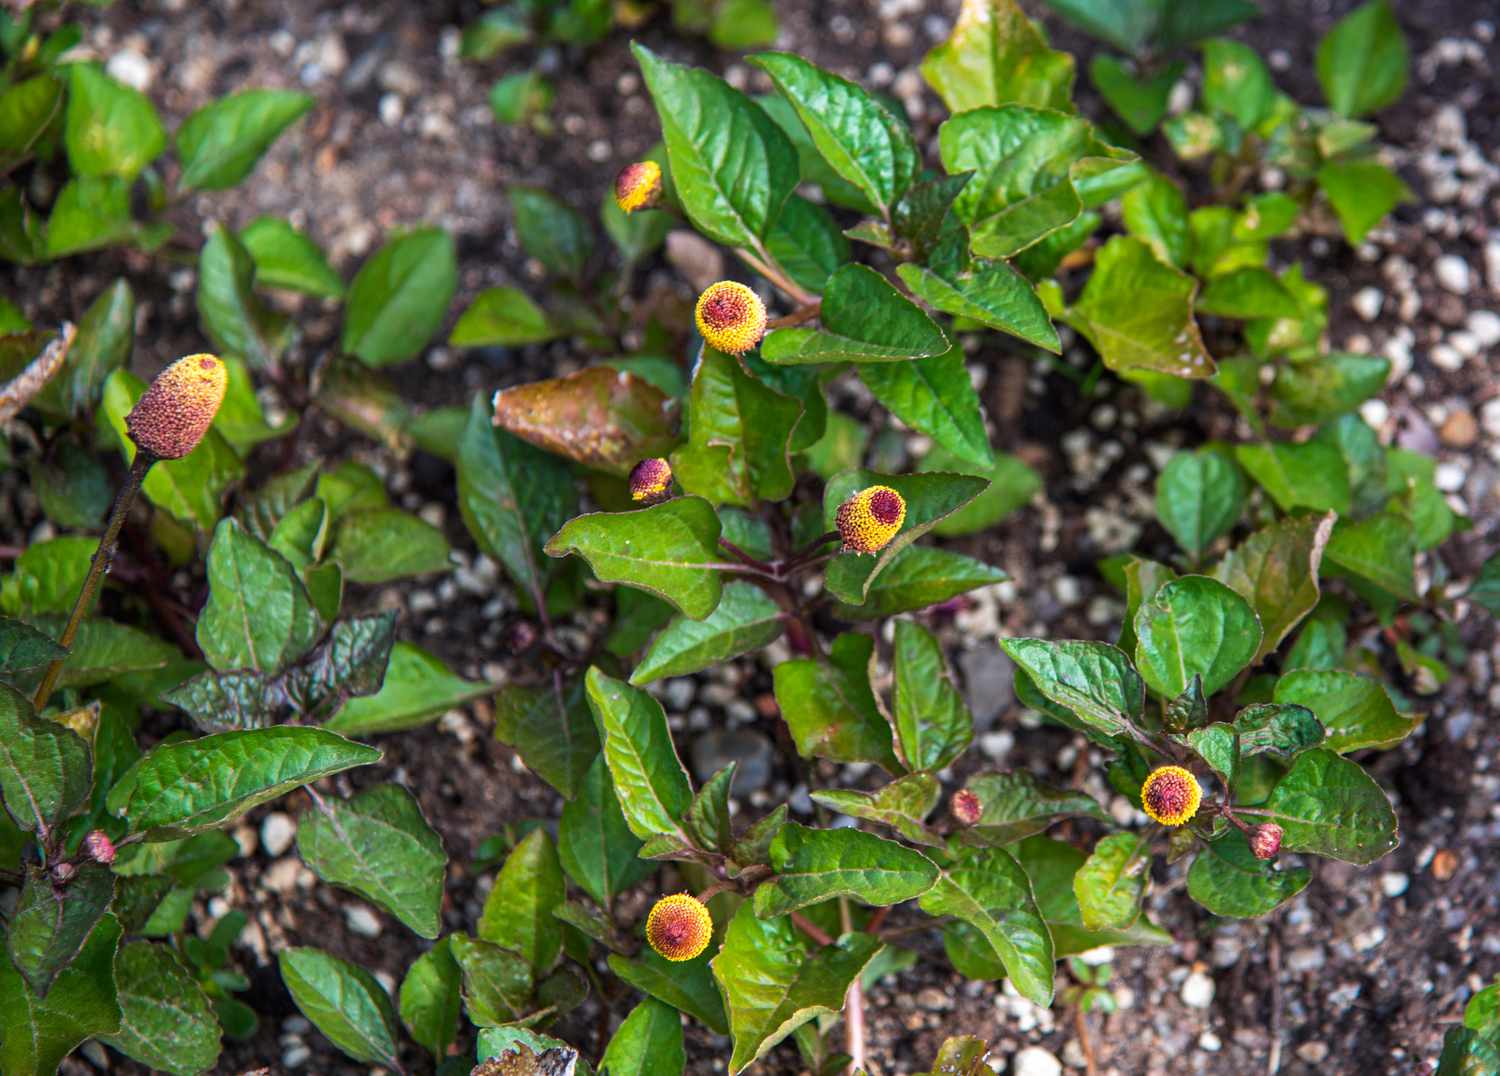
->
left=690, top=729, right=774, bottom=792
left=261, top=812, right=297, bottom=857
left=959, top=646, right=1015, bottom=731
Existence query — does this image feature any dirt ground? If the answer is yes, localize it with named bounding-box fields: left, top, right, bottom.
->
left=8, top=0, right=1499, bottom=1073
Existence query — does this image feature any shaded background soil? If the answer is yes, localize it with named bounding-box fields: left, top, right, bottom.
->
left=4, top=0, right=1498, bottom=1073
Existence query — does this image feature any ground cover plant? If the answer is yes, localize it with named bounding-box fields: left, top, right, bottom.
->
left=0, top=0, right=1494, bottom=1073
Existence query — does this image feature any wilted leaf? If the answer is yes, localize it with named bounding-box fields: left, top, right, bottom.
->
left=494, top=365, right=678, bottom=476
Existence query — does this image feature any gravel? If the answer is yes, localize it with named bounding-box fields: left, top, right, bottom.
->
left=260, top=812, right=297, bottom=857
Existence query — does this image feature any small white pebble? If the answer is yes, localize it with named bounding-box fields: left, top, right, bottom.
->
left=1012, top=1046, right=1062, bottom=1076
left=345, top=905, right=382, bottom=938
left=260, top=812, right=297, bottom=857
left=1181, top=970, right=1216, bottom=1009
left=1434, top=255, right=1471, bottom=295
left=1352, top=287, right=1383, bottom=321
left=1380, top=872, right=1410, bottom=898
left=1467, top=310, right=1500, bottom=347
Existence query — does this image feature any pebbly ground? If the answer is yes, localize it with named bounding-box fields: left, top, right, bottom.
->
left=7, top=0, right=1498, bottom=1073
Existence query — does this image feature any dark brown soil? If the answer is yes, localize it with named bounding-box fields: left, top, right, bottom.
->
left=7, top=0, right=1497, bottom=1074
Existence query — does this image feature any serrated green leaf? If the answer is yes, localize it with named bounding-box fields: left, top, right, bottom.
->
left=100, top=941, right=222, bottom=1075
left=1187, top=831, right=1311, bottom=918
left=196, top=517, right=321, bottom=675
left=560, top=757, right=651, bottom=906
left=327, top=642, right=489, bottom=738
left=1134, top=575, right=1262, bottom=698
left=892, top=619, right=973, bottom=772
left=449, top=933, right=535, bottom=1027
left=754, top=822, right=938, bottom=917
left=342, top=227, right=457, bottom=367
left=765, top=194, right=848, bottom=294
left=833, top=545, right=1006, bottom=620
left=7, top=862, right=113, bottom=998
left=633, top=581, right=782, bottom=685
left=763, top=264, right=948, bottom=365
left=773, top=632, right=901, bottom=773
left=957, top=771, right=1107, bottom=847
left=586, top=667, right=695, bottom=846
left=1239, top=748, right=1398, bottom=865
left=0, top=913, right=121, bottom=1076
left=279, top=947, right=400, bottom=1068
left=493, top=675, right=598, bottom=799
left=399, top=937, right=461, bottom=1062
left=858, top=344, right=995, bottom=468
left=0, top=615, right=66, bottom=673
left=0, top=681, right=90, bottom=837
left=897, top=258, right=1059, bottom=353
left=999, top=638, right=1142, bottom=736
left=922, top=0, right=1075, bottom=113
left=1213, top=512, right=1335, bottom=662
left=810, top=773, right=942, bottom=848
left=477, top=828, right=564, bottom=977
left=1273, top=669, right=1418, bottom=754
left=1323, top=512, right=1417, bottom=602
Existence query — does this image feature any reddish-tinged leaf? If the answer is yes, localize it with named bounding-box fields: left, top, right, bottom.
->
left=492, top=365, right=678, bottom=475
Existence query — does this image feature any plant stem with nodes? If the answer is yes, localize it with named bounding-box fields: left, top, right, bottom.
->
left=32, top=452, right=153, bottom=712
left=839, top=896, right=867, bottom=1075
left=766, top=300, right=822, bottom=329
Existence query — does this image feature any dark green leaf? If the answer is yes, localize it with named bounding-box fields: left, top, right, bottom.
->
left=858, top=345, right=993, bottom=469
left=600, top=997, right=686, bottom=1076
left=921, top=0, right=1075, bottom=113
left=923, top=448, right=1040, bottom=538
left=773, top=632, right=901, bottom=773
left=1198, top=268, right=1302, bottom=320
left=608, top=950, right=727, bottom=1035
left=585, top=667, right=695, bottom=846
left=1271, top=353, right=1391, bottom=427
left=633, top=581, right=783, bottom=685
left=399, top=938, right=461, bottom=1062
left=0, top=913, right=121, bottom=1076
left=7, top=863, right=113, bottom=998
left=833, top=545, right=1006, bottom=620
left=1239, top=748, right=1398, bottom=865
left=957, top=771, right=1107, bottom=847
left=673, top=346, right=801, bottom=506
left=494, top=675, right=599, bottom=800
left=0, top=681, right=90, bottom=837
left=1187, top=831, right=1311, bottom=918
left=1324, top=512, right=1417, bottom=602
left=478, top=828, right=565, bottom=977
left=100, top=941, right=221, bottom=1075
left=763, top=264, right=948, bottom=365
left=450, top=287, right=557, bottom=347
left=279, top=947, right=401, bottom=1068
left=176, top=89, right=314, bottom=190
left=560, top=757, right=651, bottom=906
left=1235, top=440, right=1351, bottom=514
left=331, top=506, right=450, bottom=584
left=891, top=619, right=973, bottom=772
left=753, top=822, right=939, bottom=917
left=999, top=638, right=1142, bottom=736
left=31, top=278, right=133, bottom=417
left=44, top=176, right=136, bottom=257
left=0, top=616, right=66, bottom=673
left=449, top=933, right=534, bottom=1026
left=1091, top=55, right=1181, bottom=136
left=1234, top=702, right=1325, bottom=760
left=342, top=227, right=457, bottom=367
left=196, top=517, right=321, bottom=675
left=510, top=186, right=593, bottom=279
left=1155, top=448, right=1246, bottom=560
left=765, top=195, right=848, bottom=294
left=897, top=259, right=1059, bottom=353
left=1316, top=0, right=1408, bottom=117
left=327, top=642, right=490, bottom=738
left=1273, top=669, right=1418, bottom=754
left=1011, top=835, right=1171, bottom=955
left=1134, top=575, right=1262, bottom=698
left=1213, top=512, right=1336, bottom=662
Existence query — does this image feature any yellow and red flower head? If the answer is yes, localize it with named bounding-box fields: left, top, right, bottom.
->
left=645, top=893, right=712, bottom=962
left=1140, top=765, right=1201, bottom=827
left=614, top=160, right=663, bottom=213
left=125, top=353, right=227, bottom=460
left=629, top=457, right=673, bottom=504
left=695, top=281, right=767, bottom=356
left=836, top=485, right=906, bottom=555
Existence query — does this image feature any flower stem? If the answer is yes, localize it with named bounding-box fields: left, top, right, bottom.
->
left=32, top=452, right=153, bottom=712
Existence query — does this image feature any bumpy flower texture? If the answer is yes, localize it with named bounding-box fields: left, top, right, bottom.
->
left=836, top=485, right=907, bottom=555
left=695, top=281, right=767, bottom=356
left=645, top=893, right=712, bottom=962
left=124, top=353, right=228, bottom=460
left=629, top=457, right=673, bottom=503
left=951, top=789, right=982, bottom=825
left=614, top=160, right=662, bottom=213
left=1250, top=822, right=1283, bottom=860
left=1140, top=765, right=1202, bottom=827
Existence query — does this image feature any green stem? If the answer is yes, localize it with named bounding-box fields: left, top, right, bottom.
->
left=32, top=453, right=153, bottom=712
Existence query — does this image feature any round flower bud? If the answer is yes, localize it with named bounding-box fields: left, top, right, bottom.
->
left=614, top=160, right=663, bottom=213
left=1249, top=822, right=1283, bottom=860
left=645, top=893, right=712, bottom=962
left=835, top=485, right=907, bottom=555
left=125, top=353, right=228, bottom=460
left=951, top=789, right=982, bottom=826
left=83, top=830, right=116, bottom=866
left=1140, top=765, right=1202, bottom=827
left=629, top=457, right=673, bottom=504
left=695, top=281, right=767, bottom=356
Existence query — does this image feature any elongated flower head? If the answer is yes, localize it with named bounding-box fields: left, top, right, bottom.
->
left=614, top=160, right=663, bottom=213
left=125, top=353, right=227, bottom=459
left=645, top=893, right=712, bottom=962
left=1249, top=822, right=1283, bottom=860
left=695, top=281, right=766, bottom=356
left=629, top=457, right=673, bottom=503
left=951, top=789, right=982, bottom=826
left=1140, top=765, right=1201, bottom=827
left=836, top=485, right=906, bottom=555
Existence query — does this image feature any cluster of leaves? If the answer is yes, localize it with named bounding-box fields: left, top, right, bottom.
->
left=1442, top=979, right=1500, bottom=1074
left=463, top=0, right=778, bottom=132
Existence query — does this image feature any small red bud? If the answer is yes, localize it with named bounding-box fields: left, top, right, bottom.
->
left=951, top=789, right=982, bottom=825
left=50, top=861, right=76, bottom=884
left=835, top=485, right=907, bottom=555
left=614, top=160, right=663, bottom=213
left=628, top=457, right=673, bottom=504
left=84, top=830, right=116, bottom=865
left=1249, top=823, right=1283, bottom=860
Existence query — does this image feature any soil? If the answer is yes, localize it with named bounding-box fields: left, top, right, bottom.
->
left=5, top=0, right=1497, bottom=1074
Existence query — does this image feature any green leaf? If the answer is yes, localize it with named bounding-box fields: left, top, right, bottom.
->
left=586, top=667, right=695, bottom=846
left=672, top=346, right=801, bottom=506
left=1011, top=836, right=1171, bottom=955
left=1214, top=512, right=1336, bottom=662
left=1200, top=38, right=1274, bottom=129
left=1271, top=353, right=1391, bottom=427
left=1323, top=512, right=1417, bottom=603
left=342, top=227, right=457, bottom=366
left=493, top=365, right=678, bottom=476
left=857, top=345, right=993, bottom=469
left=7, top=862, right=113, bottom=998
left=44, top=176, right=136, bottom=257
left=1155, top=449, right=1246, bottom=560
left=331, top=507, right=450, bottom=584
left=546, top=498, right=724, bottom=620
left=0, top=682, right=90, bottom=837
left=0, top=74, right=63, bottom=163
left=1235, top=440, right=1351, bottom=514
left=609, top=950, right=727, bottom=1035
left=1234, top=702, right=1325, bottom=759
left=633, top=581, right=783, bottom=685
left=601, top=997, right=686, bottom=1076
left=1438, top=1028, right=1500, bottom=1075
left=753, top=822, right=939, bottom=917
left=750, top=52, right=918, bottom=217
left=196, top=517, right=321, bottom=675
left=810, top=773, right=942, bottom=847
left=773, top=632, right=901, bottom=773
left=1317, top=160, right=1410, bottom=246
left=923, top=448, right=1040, bottom=538
left=108, top=726, right=379, bottom=837
left=1134, top=575, right=1262, bottom=698
left=449, top=933, right=535, bottom=1026
left=1091, top=55, right=1181, bottom=136
left=1066, top=235, right=1215, bottom=378
left=176, top=88, right=314, bottom=190
left=921, top=0, right=1075, bottom=113
left=494, top=675, right=598, bottom=800
left=833, top=545, right=1006, bottom=620
left=957, top=771, right=1107, bottom=847
left=821, top=469, right=989, bottom=604
left=510, top=186, right=593, bottom=279
left=1120, top=170, right=1189, bottom=267
left=279, top=947, right=401, bottom=1068
left=762, top=264, right=948, bottom=365
left=1316, top=0, right=1408, bottom=117
left=896, top=259, right=1059, bottom=353
left=399, top=938, right=461, bottom=1062
left=711, top=902, right=882, bottom=1074
left=450, top=287, right=557, bottom=347
left=1387, top=448, right=1456, bottom=552
left=65, top=63, right=164, bottom=180
left=100, top=941, right=221, bottom=1075
left=919, top=848, right=1055, bottom=1006
left=998, top=638, right=1142, bottom=736
left=197, top=224, right=293, bottom=370
left=1073, top=832, right=1147, bottom=931
left=1187, top=831, right=1311, bottom=918
left=240, top=217, right=344, bottom=298
left=765, top=194, right=848, bottom=294
left=31, top=278, right=133, bottom=417
left=1239, top=748, right=1398, bottom=865
left=478, top=828, right=565, bottom=977
left=1197, top=267, right=1302, bottom=320
left=327, top=642, right=490, bottom=738
left=297, top=783, right=447, bottom=939
left=0, top=616, right=66, bottom=673
left=632, top=43, right=797, bottom=249
left=560, top=757, right=651, bottom=906
left=891, top=619, right=973, bottom=772
left=1273, top=669, right=1418, bottom=754
left=939, top=105, right=1138, bottom=257
left=0, top=913, right=121, bottom=1076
